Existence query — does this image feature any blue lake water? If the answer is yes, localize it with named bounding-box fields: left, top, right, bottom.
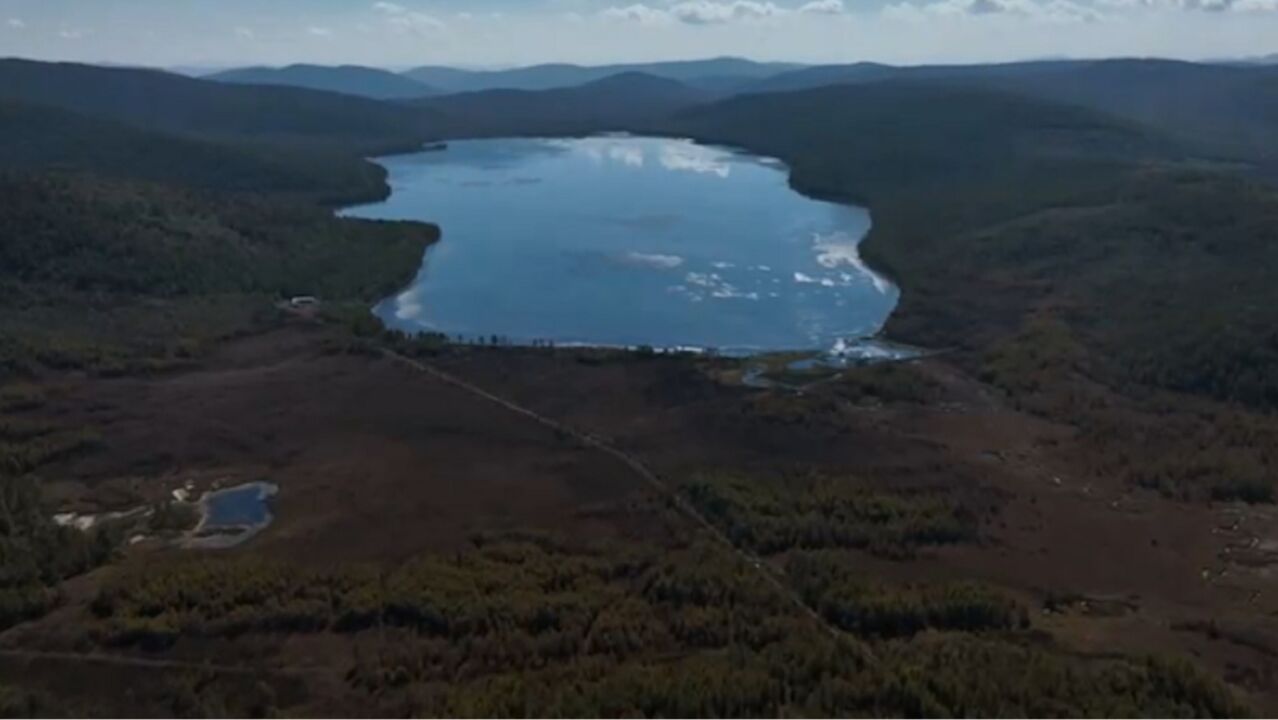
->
left=342, top=136, right=898, bottom=354
left=202, top=482, right=277, bottom=529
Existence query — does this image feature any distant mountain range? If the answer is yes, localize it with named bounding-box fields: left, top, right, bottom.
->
left=188, top=56, right=1278, bottom=167
left=199, top=57, right=802, bottom=99
left=188, top=56, right=1278, bottom=164
left=207, top=64, right=438, bottom=100
left=417, top=72, right=714, bottom=137
left=1227, top=53, right=1278, bottom=65
left=401, top=57, right=803, bottom=93
left=7, top=55, right=1278, bottom=205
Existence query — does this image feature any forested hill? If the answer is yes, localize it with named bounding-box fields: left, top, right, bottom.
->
left=0, top=172, right=438, bottom=375
left=747, top=59, right=1278, bottom=166
left=671, top=81, right=1177, bottom=203
left=0, top=173, right=436, bottom=301
left=0, top=63, right=444, bottom=371
left=0, top=59, right=453, bottom=204
left=995, top=60, right=1278, bottom=164
left=0, top=102, right=388, bottom=202
left=0, top=59, right=436, bottom=153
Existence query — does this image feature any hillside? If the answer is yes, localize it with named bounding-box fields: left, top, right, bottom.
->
left=0, top=59, right=435, bottom=153
left=664, top=79, right=1278, bottom=504
left=674, top=81, right=1174, bottom=202
left=0, top=172, right=437, bottom=373
left=666, top=80, right=1212, bottom=350
left=747, top=59, right=1278, bottom=165
left=993, top=60, right=1278, bottom=164
left=403, top=57, right=798, bottom=93
left=0, top=102, right=389, bottom=202
left=418, top=72, right=713, bottom=137
left=0, top=173, right=434, bottom=300
left=209, top=64, right=437, bottom=100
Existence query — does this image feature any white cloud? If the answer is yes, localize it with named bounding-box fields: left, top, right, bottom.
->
left=373, top=1, right=447, bottom=33
left=884, top=0, right=1100, bottom=22
left=1173, top=0, right=1276, bottom=10
left=307, top=26, right=333, bottom=37
left=671, top=1, right=787, bottom=24
left=799, top=0, right=847, bottom=13
left=601, top=3, right=673, bottom=23
left=6, top=18, right=25, bottom=29
left=610, top=145, right=646, bottom=166
left=233, top=26, right=255, bottom=40
left=8, top=0, right=1278, bottom=70
left=601, top=0, right=791, bottom=24
left=1037, top=0, right=1275, bottom=11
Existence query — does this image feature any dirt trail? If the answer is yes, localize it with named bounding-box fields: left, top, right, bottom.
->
left=379, top=348, right=858, bottom=650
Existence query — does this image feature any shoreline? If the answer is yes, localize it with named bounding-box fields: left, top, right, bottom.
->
left=341, top=133, right=917, bottom=361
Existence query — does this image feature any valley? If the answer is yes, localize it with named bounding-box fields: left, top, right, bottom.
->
left=2, top=54, right=1278, bottom=716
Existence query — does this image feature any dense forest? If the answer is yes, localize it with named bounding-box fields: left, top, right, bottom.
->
left=0, top=173, right=436, bottom=375
left=0, top=475, right=116, bottom=630
left=682, top=470, right=975, bottom=558
left=80, top=533, right=1240, bottom=717
left=0, top=174, right=434, bottom=300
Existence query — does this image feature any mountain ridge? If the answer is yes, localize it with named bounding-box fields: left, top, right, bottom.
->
left=208, top=63, right=438, bottom=100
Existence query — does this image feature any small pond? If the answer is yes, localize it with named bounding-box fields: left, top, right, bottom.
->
left=187, top=482, right=278, bottom=549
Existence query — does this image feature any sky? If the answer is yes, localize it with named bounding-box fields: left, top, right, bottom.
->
left=0, top=0, right=1275, bottom=69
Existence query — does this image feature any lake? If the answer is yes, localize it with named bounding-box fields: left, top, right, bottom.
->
left=343, top=136, right=898, bottom=355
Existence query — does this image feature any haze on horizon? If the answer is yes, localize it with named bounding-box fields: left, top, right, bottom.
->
left=0, top=0, right=1275, bottom=69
